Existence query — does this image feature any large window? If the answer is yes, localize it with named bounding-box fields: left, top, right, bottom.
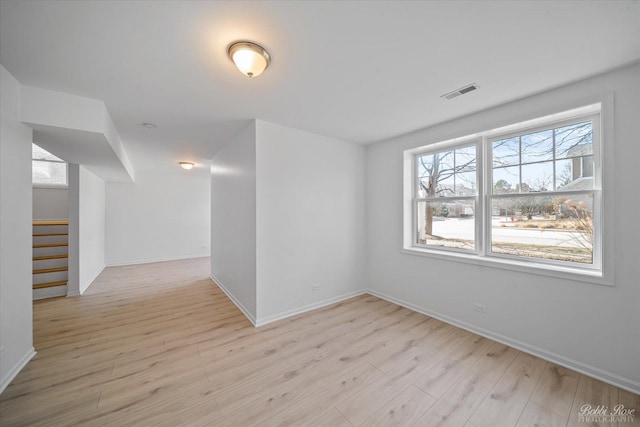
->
left=409, top=106, right=601, bottom=275
left=489, top=118, right=597, bottom=265
left=32, top=144, right=67, bottom=186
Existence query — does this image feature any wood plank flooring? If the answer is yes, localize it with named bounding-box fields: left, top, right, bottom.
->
left=1, top=257, right=638, bottom=426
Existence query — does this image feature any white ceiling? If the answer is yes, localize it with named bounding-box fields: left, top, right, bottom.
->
left=1, top=1, right=639, bottom=174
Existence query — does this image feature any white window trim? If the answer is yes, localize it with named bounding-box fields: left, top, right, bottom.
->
left=403, top=95, right=614, bottom=287
left=32, top=183, right=69, bottom=189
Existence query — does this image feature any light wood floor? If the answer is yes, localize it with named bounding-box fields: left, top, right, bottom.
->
left=1, top=257, right=637, bottom=427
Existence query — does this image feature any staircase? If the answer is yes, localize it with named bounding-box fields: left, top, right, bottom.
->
left=33, top=220, right=68, bottom=299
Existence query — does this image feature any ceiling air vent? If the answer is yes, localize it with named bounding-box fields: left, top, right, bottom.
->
left=441, top=83, right=478, bottom=100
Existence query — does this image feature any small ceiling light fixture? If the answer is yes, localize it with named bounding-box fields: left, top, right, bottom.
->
left=228, top=41, right=271, bottom=78
left=179, top=161, right=194, bottom=170
left=141, top=123, right=157, bottom=130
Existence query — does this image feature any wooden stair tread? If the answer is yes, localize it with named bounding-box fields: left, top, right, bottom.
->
left=32, top=221, right=69, bottom=296
left=33, top=254, right=68, bottom=261
left=33, top=242, right=68, bottom=248
left=33, top=280, right=67, bottom=289
left=33, top=266, right=68, bottom=274
left=33, top=220, right=68, bottom=226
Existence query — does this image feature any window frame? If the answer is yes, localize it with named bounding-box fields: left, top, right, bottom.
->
left=485, top=113, right=601, bottom=271
left=412, top=139, right=482, bottom=255
left=404, top=102, right=609, bottom=285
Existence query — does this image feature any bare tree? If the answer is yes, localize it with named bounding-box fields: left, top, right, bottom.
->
left=555, top=197, right=593, bottom=251
left=516, top=195, right=548, bottom=220
left=493, top=179, right=512, bottom=194
left=418, top=149, right=475, bottom=236
left=557, top=161, right=573, bottom=188
left=555, top=122, right=593, bottom=158
left=514, top=176, right=553, bottom=219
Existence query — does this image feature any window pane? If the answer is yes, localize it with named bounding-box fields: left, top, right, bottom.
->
left=33, top=160, right=67, bottom=185
left=418, top=177, right=437, bottom=198
left=417, top=178, right=427, bottom=198
left=455, top=146, right=476, bottom=171
left=492, top=166, right=519, bottom=194
left=417, top=162, right=426, bottom=178
left=435, top=174, right=455, bottom=196
left=493, top=137, right=519, bottom=167
left=521, top=129, right=553, bottom=163
left=455, top=171, right=477, bottom=196
left=438, top=150, right=455, bottom=172
left=555, top=121, right=592, bottom=159
left=417, top=200, right=475, bottom=251
left=417, top=154, right=433, bottom=178
left=556, top=157, right=594, bottom=190
left=521, top=161, right=553, bottom=192
left=490, top=194, right=593, bottom=264
left=418, top=144, right=478, bottom=198
left=555, top=159, right=573, bottom=190
left=32, top=144, right=63, bottom=162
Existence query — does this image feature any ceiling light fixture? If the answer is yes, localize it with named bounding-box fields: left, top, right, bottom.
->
left=179, top=161, right=194, bottom=170
left=141, top=123, right=157, bottom=130
left=228, top=41, right=271, bottom=78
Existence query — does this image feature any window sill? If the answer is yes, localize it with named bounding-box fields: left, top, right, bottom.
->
left=401, top=246, right=612, bottom=287
left=33, top=184, right=68, bottom=189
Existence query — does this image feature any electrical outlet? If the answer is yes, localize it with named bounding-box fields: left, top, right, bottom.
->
left=473, top=303, right=487, bottom=313
left=311, top=283, right=320, bottom=291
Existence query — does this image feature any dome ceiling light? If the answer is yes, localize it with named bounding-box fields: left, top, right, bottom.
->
left=179, top=161, right=194, bottom=170
left=227, top=41, right=271, bottom=78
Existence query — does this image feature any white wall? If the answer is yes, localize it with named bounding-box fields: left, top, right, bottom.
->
left=210, top=121, right=367, bottom=325
left=366, top=62, right=640, bottom=392
left=33, top=187, right=68, bottom=220
left=0, top=65, right=34, bottom=393
left=78, top=166, right=105, bottom=293
left=106, top=170, right=210, bottom=266
left=67, top=164, right=80, bottom=296
left=255, top=121, right=366, bottom=323
left=210, top=122, right=257, bottom=321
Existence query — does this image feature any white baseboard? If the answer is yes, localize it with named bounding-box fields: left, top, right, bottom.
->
left=79, top=265, right=104, bottom=294
left=209, top=274, right=257, bottom=326
left=0, top=347, right=36, bottom=394
left=365, top=288, right=640, bottom=395
left=209, top=277, right=366, bottom=329
left=106, top=254, right=210, bottom=267
left=255, top=290, right=368, bottom=327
